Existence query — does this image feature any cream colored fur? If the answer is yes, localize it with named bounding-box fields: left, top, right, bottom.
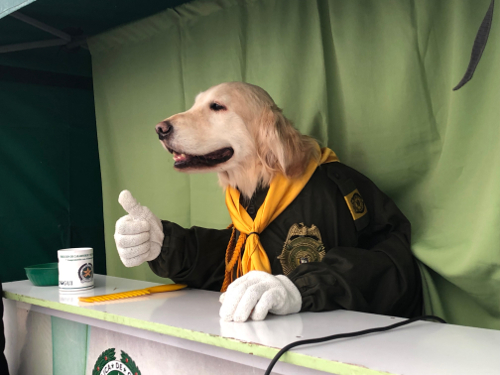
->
left=159, top=82, right=319, bottom=199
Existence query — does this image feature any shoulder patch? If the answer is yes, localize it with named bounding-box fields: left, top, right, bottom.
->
left=344, top=189, right=367, bottom=220
left=327, top=164, right=370, bottom=232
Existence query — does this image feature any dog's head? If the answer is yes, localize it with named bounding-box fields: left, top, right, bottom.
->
left=156, top=82, right=318, bottom=198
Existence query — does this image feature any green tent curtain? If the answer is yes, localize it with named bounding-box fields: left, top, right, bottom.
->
left=0, top=74, right=106, bottom=282
left=89, top=0, right=500, bottom=329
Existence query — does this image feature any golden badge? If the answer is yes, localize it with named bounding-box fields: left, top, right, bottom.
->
left=278, top=223, right=326, bottom=275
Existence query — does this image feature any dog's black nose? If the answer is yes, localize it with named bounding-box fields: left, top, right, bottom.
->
left=155, top=121, right=173, bottom=139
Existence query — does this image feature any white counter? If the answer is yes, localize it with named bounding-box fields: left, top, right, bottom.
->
left=3, top=274, right=500, bottom=375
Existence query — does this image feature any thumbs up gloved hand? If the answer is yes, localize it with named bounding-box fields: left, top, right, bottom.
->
left=114, top=190, right=164, bottom=267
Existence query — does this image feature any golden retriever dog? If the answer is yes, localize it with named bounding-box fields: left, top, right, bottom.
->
left=116, top=81, right=421, bottom=322
left=155, top=81, right=319, bottom=198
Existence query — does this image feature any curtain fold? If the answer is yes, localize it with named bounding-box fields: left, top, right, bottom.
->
left=89, top=0, right=500, bottom=329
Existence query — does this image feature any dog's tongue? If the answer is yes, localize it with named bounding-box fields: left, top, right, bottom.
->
left=173, top=152, right=188, bottom=162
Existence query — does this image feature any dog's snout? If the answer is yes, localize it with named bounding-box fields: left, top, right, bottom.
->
left=156, top=121, right=173, bottom=139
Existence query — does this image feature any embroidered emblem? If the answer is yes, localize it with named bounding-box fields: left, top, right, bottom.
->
left=351, top=192, right=365, bottom=213
left=344, top=189, right=367, bottom=220
left=278, top=223, right=326, bottom=275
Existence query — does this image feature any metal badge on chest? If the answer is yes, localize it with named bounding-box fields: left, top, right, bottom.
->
left=278, top=223, right=326, bottom=275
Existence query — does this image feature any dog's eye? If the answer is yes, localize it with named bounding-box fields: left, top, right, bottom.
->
left=210, top=102, right=226, bottom=111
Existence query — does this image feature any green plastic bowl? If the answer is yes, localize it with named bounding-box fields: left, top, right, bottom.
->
left=25, top=263, right=58, bottom=286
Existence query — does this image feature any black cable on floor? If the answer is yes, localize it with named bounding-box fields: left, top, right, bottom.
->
left=264, top=315, right=446, bottom=375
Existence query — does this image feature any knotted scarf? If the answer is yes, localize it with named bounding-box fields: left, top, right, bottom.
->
left=221, top=146, right=339, bottom=292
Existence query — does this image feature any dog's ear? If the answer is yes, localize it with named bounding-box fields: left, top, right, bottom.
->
left=257, top=105, right=316, bottom=179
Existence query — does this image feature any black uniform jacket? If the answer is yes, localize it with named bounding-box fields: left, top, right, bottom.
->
left=148, top=162, right=423, bottom=318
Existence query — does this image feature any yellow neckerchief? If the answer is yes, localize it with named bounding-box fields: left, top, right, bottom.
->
left=221, top=146, right=339, bottom=292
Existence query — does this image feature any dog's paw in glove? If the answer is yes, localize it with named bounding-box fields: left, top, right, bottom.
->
left=114, top=190, right=164, bottom=267
left=219, top=271, right=302, bottom=322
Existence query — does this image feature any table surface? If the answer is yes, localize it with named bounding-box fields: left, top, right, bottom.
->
left=3, top=274, right=500, bottom=375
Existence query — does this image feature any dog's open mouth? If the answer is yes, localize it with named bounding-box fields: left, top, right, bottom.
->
left=167, top=147, right=234, bottom=169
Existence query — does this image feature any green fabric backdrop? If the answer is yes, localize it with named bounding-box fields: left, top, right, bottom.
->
left=0, top=75, right=106, bottom=282
left=89, top=0, right=500, bottom=329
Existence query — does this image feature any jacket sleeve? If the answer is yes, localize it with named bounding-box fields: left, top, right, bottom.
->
left=287, top=167, right=423, bottom=318
left=148, top=221, right=232, bottom=292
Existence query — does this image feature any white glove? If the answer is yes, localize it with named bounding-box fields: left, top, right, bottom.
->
left=114, top=190, right=164, bottom=267
left=219, top=271, right=302, bottom=322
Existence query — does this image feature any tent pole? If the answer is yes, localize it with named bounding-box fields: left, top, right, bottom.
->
left=0, top=39, right=67, bottom=53
left=4, top=11, right=89, bottom=52
left=9, top=11, right=71, bottom=41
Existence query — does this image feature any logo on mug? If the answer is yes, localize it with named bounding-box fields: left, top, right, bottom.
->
left=78, top=263, right=93, bottom=283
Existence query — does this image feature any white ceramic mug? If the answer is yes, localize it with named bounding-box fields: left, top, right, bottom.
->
left=58, top=247, right=94, bottom=292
